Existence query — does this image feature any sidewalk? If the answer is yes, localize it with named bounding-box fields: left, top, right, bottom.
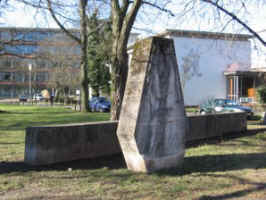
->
left=0, top=98, right=18, bottom=103
left=248, top=124, right=266, bottom=131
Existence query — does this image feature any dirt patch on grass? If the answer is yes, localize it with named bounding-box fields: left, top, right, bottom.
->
left=0, top=110, right=8, bottom=113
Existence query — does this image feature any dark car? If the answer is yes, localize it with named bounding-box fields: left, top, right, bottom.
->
left=200, top=98, right=253, bottom=117
left=89, top=97, right=111, bottom=112
left=19, top=95, right=27, bottom=102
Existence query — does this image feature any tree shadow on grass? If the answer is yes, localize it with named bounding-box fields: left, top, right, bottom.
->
left=156, top=151, right=266, bottom=199
left=0, top=153, right=127, bottom=175
left=1, top=151, right=266, bottom=176
left=16, top=194, right=94, bottom=200
left=0, top=110, right=9, bottom=114
left=157, top=152, right=266, bottom=176
left=198, top=174, right=266, bottom=200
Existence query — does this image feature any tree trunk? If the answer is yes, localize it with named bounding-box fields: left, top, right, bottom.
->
left=110, top=0, right=142, bottom=120
left=111, top=50, right=128, bottom=120
left=80, top=60, right=89, bottom=112
left=79, top=0, right=89, bottom=112
left=263, top=112, right=266, bottom=125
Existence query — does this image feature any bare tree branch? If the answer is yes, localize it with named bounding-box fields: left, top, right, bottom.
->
left=46, top=0, right=81, bottom=44
left=121, top=0, right=142, bottom=42
left=201, top=0, right=266, bottom=46
left=121, top=0, right=130, bottom=15
left=142, top=1, right=175, bottom=17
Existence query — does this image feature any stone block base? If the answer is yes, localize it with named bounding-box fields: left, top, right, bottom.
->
left=124, top=150, right=185, bottom=173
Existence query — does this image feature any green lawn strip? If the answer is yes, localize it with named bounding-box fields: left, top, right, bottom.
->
left=0, top=104, right=266, bottom=199
left=185, top=107, right=199, bottom=113
left=0, top=104, right=110, bottom=131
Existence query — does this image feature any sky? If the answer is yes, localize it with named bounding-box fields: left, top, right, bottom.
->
left=0, top=2, right=58, bottom=28
left=1, top=0, right=265, bottom=67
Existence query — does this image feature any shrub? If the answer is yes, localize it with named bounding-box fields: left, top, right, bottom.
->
left=257, top=85, right=266, bottom=104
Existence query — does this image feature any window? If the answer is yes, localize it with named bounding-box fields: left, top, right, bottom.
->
left=14, top=72, right=25, bottom=82
left=0, top=72, right=12, bottom=81
left=0, top=58, right=12, bottom=68
left=5, top=45, right=37, bottom=55
left=36, top=72, right=49, bottom=82
left=36, top=59, right=47, bottom=68
left=0, top=31, right=11, bottom=40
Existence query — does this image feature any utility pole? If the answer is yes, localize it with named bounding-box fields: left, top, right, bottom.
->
left=29, top=64, right=32, bottom=103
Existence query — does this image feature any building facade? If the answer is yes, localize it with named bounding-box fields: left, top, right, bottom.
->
left=0, top=27, right=80, bottom=98
left=160, top=29, right=265, bottom=105
left=0, top=27, right=140, bottom=99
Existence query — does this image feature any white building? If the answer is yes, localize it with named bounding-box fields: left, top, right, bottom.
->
left=159, top=29, right=261, bottom=106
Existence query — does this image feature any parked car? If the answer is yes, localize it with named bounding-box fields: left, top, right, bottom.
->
left=33, top=94, right=44, bottom=101
left=19, top=95, right=27, bottom=102
left=199, top=98, right=253, bottom=117
left=89, top=97, right=111, bottom=112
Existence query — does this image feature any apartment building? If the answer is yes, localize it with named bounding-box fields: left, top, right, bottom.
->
left=0, top=27, right=80, bottom=98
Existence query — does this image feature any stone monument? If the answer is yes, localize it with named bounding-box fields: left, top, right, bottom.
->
left=117, top=37, right=186, bottom=173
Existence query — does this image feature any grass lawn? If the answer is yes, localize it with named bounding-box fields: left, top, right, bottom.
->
left=0, top=104, right=266, bottom=200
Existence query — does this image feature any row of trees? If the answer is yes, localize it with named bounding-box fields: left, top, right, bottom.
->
left=1, top=0, right=266, bottom=120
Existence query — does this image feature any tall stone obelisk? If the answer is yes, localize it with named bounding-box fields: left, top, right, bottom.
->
left=117, top=37, right=186, bottom=173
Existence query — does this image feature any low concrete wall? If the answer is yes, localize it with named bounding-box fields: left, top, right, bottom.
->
left=25, top=112, right=247, bottom=165
left=186, top=112, right=247, bottom=142
left=25, top=121, right=120, bottom=165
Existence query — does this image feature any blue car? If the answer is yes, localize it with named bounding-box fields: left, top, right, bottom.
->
left=89, top=97, right=111, bottom=112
